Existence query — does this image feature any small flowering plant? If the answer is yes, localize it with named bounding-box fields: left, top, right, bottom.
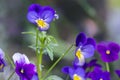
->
left=1, top=3, right=120, bottom=80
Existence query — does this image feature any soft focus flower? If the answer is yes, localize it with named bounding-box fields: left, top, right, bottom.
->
left=115, top=70, right=120, bottom=78
left=62, top=66, right=85, bottom=80
left=82, top=59, right=101, bottom=70
left=0, top=48, right=6, bottom=72
left=27, top=4, right=57, bottom=31
left=74, top=32, right=96, bottom=66
left=97, top=42, right=120, bottom=62
left=12, top=53, right=36, bottom=80
left=88, top=67, right=111, bottom=80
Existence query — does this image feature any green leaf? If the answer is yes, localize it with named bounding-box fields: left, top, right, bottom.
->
left=46, top=47, right=54, bottom=60
left=45, top=75, right=63, bottom=80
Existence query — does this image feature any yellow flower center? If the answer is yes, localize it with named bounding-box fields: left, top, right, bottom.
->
left=76, top=49, right=82, bottom=59
left=73, top=74, right=82, bottom=80
left=36, top=19, right=47, bottom=28
left=0, top=64, right=4, bottom=69
left=21, top=69, right=24, bottom=73
left=106, top=50, right=110, bottom=55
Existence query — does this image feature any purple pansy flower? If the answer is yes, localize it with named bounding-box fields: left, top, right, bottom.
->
left=97, top=42, right=120, bottom=62
left=62, top=66, right=85, bottom=80
left=74, top=32, right=96, bottom=66
left=0, top=48, right=6, bottom=72
left=115, top=70, right=120, bottom=78
left=87, top=67, right=111, bottom=80
left=12, top=53, right=36, bottom=80
left=27, top=4, right=57, bottom=31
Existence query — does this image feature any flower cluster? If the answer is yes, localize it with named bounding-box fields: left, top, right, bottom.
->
left=62, top=32, right=120, bottom=80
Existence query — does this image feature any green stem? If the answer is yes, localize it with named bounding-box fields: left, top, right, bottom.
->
left=65, top=75, right=69, bottom=80
left=39, top=48, right=43, bottom=78
left=5, top=52, right=15, bottom=68
left=106, top=62, right=110, bottom=72
left=42, top=44, right=74, bottom=80
left=36, top=29, right=41, bottom=80
left=7, top=71, right=15, bottom=80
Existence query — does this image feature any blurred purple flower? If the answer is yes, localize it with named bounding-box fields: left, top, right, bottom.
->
left=82, top=59, right=101, bottom=70
left=0, top=48, right=6, bottom=72
left=74, top=32, right=96, bottom=66
left=12, top=53, right=36, bottom=80
left=115, top=70, right=120, bottom=78
left=27, top=4, right=57, bottom=31
left=97, top=42, right=120, bottom=62
left=62, top=66, right=85, bottom=80
left=88, top=67, right=111, bottom=80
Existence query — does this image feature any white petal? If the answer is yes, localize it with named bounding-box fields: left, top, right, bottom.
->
left=12, top=53, right=30, bottom=64
left=0, top=48, right=4, bottom=58
left=78, top=54, right=85, bottom=66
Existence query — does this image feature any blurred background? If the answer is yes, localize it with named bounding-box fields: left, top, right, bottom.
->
left=0, top=0, right=120, bottom=79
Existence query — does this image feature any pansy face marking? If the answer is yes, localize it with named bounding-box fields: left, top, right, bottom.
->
left=106, top=50, right=110, bottom=55
left=36, top=19, right=48, bottom=28
left=75, top=49, right=82, bottom=59
left=99, top=78, right=103, bottom=80
left=73, top=74, right=82, bottom=80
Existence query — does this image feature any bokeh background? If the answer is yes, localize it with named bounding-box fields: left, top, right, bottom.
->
left=0, top=0, right=120, bottom=79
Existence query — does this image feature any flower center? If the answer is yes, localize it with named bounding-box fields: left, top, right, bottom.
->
left=36, top=19, right=47, bottom=28
left=75, top=49, right=82, bottom=59
left=99, top=78, right=103, bottom=80
left=20, top=69, right=24, bottom=73
left=0, top=64, right=4, bottom=69
left=106, top=50, right=110, bottom=55
left=73, top=74, right=82, bottom=80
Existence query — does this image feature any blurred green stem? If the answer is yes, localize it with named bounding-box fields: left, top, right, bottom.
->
left=8, top=71, right=15, bottom=80
left=42, top=44, right=74, bottom=80
left=5, top=52, right=15, bottom=68
left=106, top=62, right=110, bottom=72
left=36, top=29, right=41, bottom=80
left=65, top=75, right=69, bottom=80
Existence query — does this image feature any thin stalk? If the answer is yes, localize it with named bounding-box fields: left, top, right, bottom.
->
left=5, top=53, right=15, bottom=68
left=7, top=71, right=15, bottom=80
left=42, top=44, right=74, bottom=80
left=106, top=62, right=110, bottom=72
left=65, top=75, right=69, bottom=80
left=39, top=48, right=43, bottom=78
left=36, top=29, right=41, bottom=80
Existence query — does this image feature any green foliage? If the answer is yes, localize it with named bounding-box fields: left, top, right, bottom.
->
left=22, top=30, right=58, bottom=61
left=45, top=75, right=63, bottom=80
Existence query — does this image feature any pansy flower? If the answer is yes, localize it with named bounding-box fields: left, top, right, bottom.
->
left=62, top=66, right=85, bottom=80
left=97, top=42, right=120, bottom=62
left=27, top=4, right=57, bottom=31
left=87, top=67, right=111, bottom=80
left=74, top=32, right=96, bottom=66
left=12, top=53, right=36, bottom=80
left=0, top=48, right=6, bottom=72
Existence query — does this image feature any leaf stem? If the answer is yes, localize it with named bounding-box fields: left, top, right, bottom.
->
left=7, top=71, right=15, bottom=80
left=106, top=62, right=110, bottom=72
left=42, top=44, right=74, bottom=80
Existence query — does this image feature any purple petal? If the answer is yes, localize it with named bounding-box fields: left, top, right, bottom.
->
left=38, top=23, right=49, bottom=31
left=32, top=73, right=39, bottom=80
left=97, top=43, right=107, bottom=55
left=62, top=66, right=71, bottom=74
left=73, top=57, right=85, bottom=66
left=76, top=32, right=87, bottom=47
left=82, top=45, right=95, bottom=58
left=115, top=70, right=120, bottom=78
left=28, top=4, right=42, bottom=13
left=85, top=38, right=96, bottom=48
left=109, top=42, right=120, bottom=54
left=39, top=6, right=55, bottom=23
left=27, top=11, right=39, bottom=23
